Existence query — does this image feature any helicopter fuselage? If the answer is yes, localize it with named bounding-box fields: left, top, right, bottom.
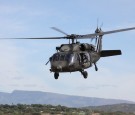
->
left=49, top=43, right=100, bottom=73
left=50, top=51, right=100, bottom=73
left=46, top=26, right=134, bottom=79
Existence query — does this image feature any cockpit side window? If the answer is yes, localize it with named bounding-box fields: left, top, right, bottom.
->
left=65, top=54, right=74, bottom=62
left=65, top=54, right=70, bottom=61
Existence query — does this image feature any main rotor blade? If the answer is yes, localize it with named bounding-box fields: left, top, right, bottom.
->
left=103, top=27, right=135, bottom=35
left=0, top=36, right=67, bottom=39
left=51, top=27, right=68, bottom=35
left=1, top=27, right=135, bottom=40
left=82, top=27, right=135, bottom=38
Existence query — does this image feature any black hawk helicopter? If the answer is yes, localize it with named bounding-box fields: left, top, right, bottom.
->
left=3, top=26, right=135, bottom=79
left=45, top=26, right=135, bottom=79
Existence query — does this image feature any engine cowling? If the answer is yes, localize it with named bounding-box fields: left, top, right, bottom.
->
left=80, top=43, right=95, bottom=51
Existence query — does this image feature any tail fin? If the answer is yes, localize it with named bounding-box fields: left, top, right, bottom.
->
left=96, top=35, right=102, bottom=53
left=95, top=27, right=103, bottom=53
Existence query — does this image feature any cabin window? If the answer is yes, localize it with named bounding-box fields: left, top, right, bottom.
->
left=80, top=53, right=89, bottom=63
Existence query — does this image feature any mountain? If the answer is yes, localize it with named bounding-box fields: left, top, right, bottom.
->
left=85, top=103, right=135, bottom=113
left=0, top=90, right=134, bottom=107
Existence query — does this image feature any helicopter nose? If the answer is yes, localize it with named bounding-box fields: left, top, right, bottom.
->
left=68, top=63, right=73, bottom=67
left=57, top=65, right=62, bottom=71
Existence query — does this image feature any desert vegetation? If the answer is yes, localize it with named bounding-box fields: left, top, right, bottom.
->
left=0, top=104, right=134, bottom=115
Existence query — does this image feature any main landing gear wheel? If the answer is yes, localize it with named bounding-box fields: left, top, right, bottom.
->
left=81, top=71, right=88, bottom=79
left=54, top=72, right=59, bottom=79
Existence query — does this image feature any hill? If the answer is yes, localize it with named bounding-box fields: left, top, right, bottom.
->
left=0, top=90, right=134, bottom=107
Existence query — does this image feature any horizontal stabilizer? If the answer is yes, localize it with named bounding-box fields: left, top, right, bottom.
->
left=101, top=50, right=122, bottom=57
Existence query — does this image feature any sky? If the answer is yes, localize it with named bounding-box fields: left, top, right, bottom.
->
left=0, top=0, right=135, bottom=102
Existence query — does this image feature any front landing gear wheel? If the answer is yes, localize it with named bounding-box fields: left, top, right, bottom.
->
left=82, top=71, right=88, bottom=79
left=54, top=72, right=59, bottom=79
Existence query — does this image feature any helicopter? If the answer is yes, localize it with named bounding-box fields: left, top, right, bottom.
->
left=44, top=26, right=135, bottom=79
left=2, top=26, right=135, bottom=79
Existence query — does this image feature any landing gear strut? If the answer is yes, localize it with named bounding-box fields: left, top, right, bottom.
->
left=54, top=72, right=59, bottom=79
left=94, top=63, right=98, bottom=71
left=81, top=70, right=88, bottom=79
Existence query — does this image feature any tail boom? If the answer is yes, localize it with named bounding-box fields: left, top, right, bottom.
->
left=100, top=50, right=122, bottom=57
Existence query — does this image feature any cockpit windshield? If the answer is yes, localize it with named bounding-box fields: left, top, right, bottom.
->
left=52, top=53, right=74, bottom=62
